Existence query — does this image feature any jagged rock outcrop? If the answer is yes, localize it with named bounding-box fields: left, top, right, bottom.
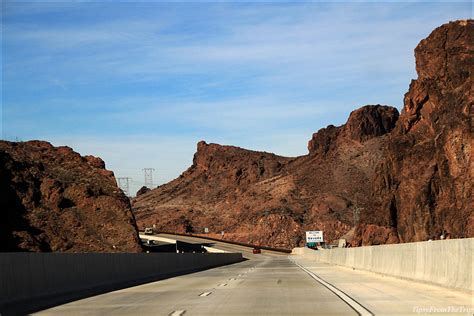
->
left=362, top=20, right=473, bottom=244
left=193, top=141, right=289, bottom=184
left=307, top=124, right=340, bottom=156
left=0, top=141, right=142, bottom=252
left=343, top=105, right=399, bottom=142
left=133, top=20, right=473, bottom=248
left=308, top=105, right=399, bottom=155
left=136, top=186, right=151, bottom=197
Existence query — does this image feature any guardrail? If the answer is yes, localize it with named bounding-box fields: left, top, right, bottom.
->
left=0, top=252, right=243, bottom=315
left=292, top=238, right=473, bottom=293
left=155, top=231, right=292, bottom=253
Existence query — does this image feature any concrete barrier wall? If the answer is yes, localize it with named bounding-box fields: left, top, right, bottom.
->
left=292, top=238, right=473, bottom=292
left=0, top=252, right=242, bottom=313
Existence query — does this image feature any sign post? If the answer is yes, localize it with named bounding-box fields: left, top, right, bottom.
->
left=305, top=231, right=323, bottom=248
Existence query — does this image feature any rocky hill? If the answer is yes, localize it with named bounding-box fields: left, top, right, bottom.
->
left=133, top=20, right=473, bottom=248
left=133, top=105, right=398, bottom=248
left=0, top=141, right=142, bottom=252
left=365, top=19, right=473, bottom=244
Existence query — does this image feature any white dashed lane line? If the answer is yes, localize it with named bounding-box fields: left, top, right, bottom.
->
left=199, top=291, right=212, bottom=297
left=170, top=310, right=186, bottom=316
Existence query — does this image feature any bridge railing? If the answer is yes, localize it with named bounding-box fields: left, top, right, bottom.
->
left=155, top=231, right=292, bottom=253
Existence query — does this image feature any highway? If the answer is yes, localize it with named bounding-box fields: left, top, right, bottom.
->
left=36, top=256, right=357, bottom=315
left=36, top=235, right=473, bottom=315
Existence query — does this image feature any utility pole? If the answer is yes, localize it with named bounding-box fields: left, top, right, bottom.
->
left=142, top=168, right=155, bottom=188
left=117, top=177, right=132, bottom=197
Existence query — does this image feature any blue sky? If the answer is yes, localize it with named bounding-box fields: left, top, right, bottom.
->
left=1, top=1, right=471, bottom=195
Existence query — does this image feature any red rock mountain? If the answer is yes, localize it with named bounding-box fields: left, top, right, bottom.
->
left=0, top=141, right=142, bottom=252
left=132, top=20, right=473, bottom=248
left=132, top=105, right=399, bottom=248
left=365, top=19, right=473, bottom=244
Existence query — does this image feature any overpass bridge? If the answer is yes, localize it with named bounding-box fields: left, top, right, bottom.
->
left=26, top=235, right=472, bottom=315
left=139, top=232, right=291, bottom=255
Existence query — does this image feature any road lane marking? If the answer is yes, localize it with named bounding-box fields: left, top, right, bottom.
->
left=217, top=283, right=227, bottom=287
left=170, top=310, right=186, bottom=316
left=229, top=278, right=236, bottom=281
left=289, top=257, right=373, bottom=316
left=199, top=291, right=212, bottom=297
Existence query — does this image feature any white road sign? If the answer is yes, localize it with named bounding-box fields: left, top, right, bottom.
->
left=306, top=231, right=323, bottom=243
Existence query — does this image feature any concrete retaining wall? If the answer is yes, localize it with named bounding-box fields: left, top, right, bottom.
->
left=0, top=252, right=242, bottom=314
left=292, top=238, right=473, bottom=292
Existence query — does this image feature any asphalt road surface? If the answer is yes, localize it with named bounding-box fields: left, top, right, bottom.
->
left=36, top=235, right=360, bottom=315
left=35, top=234, right=472, bottom=315
left=37, top=256, right=358, bottom=315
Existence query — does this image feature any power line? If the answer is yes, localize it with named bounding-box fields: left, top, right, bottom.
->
left=117, top=177, right=132, bottom=197
left=142, top=168, right=155, bottom=188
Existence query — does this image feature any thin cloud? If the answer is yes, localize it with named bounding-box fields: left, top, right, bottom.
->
left=2, top=2, right=471, bottom=190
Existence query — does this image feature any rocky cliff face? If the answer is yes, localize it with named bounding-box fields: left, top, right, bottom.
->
left=363, top=20, right=473, bottom=244
left=133, top=20, right=473, bottom=248
left=133, top=104, right=399, bottom=248
left=0, top=141, right=142, bottom=252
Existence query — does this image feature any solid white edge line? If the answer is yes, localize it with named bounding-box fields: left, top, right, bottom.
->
left=289, top=256, right=373, bottom=316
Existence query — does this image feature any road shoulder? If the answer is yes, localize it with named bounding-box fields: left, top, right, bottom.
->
left=290, top=255, right=473, bottom=315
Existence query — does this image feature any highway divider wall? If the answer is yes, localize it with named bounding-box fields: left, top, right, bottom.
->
left=292, top=238, right=473, bottom=292
left=0, top=252, right=242, bottom=314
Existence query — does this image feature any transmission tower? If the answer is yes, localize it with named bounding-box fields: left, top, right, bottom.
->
left=143, top=168, right=155, bottom=188
left=117, top=177, right=132, bottom=197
